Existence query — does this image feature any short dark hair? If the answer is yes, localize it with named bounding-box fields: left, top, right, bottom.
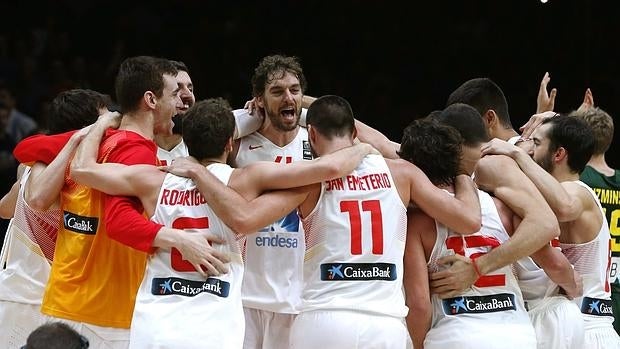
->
left=398, top=118, right=462, bottom=187
left=182, top=98, right=235, bottom=160
left=435, top=103, right=489, bottom=145
left=251, top=55, right=307, bottom=97
left=23, top=322, right=89, bottom=349
left=541, top=114, right=595, bottom=173
left=570, top=107, right=614, bottom=155
left=306, top=95, right=355, bottom=140
left=447, top=78, right=512, bottom=129
left=114, top=56, right=177, bottom=113
left=48, top=89, right=112, bottom=134
left=170, top=60, right=189, bottom=74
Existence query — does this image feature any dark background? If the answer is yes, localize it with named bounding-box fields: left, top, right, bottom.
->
left=1, top=0, right=618, bottom=166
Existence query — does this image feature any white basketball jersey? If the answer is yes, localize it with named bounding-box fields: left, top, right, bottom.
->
left=129, top=164, right=245, bottom=349
left=424, top=191, right=535, bottom=348
left=232, top=127, right=311, bottom=314
left=559, top=181, right=615, bottom=329
left=156, top=139, right=189, bottom=166
left=300, top=154, right=408, bottom=317
left=0, top=167, right=58, bottom=304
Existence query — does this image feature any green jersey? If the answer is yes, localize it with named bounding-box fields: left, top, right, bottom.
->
left=581, top=165, right=620, bottom=333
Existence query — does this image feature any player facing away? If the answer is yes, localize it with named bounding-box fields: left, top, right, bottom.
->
left=70, top=97, right=377, bottom=349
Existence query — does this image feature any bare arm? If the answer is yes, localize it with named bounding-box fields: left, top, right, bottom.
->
left=530, top=244, right=582, bottom=299
left=248, top=143, right=376, bottom=191
left=70, top=112, right=135, bottom=194
left=482, top=139, right=583, bottom=222
left=404, top=210, right=433, bottom=349
left=25, top=127, right=93, bottom=211
left=354, top=119, right=400, bottom=159
left=165, top=159, right=312, bottom=234
left=0, top=164, right=25, bottom=218
left=430, top=155, right=559, bottom=298
left=398, top=160, right=481, bottom=234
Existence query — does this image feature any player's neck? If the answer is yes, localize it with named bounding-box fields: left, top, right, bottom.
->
left=200, top=156, right=227, bottom=167
left=553, top=167, right=579, bottom=183
left=155, top=134, right=182, bottom=151
left=320, top=138, right=355, bottom=157
left=258, top=122, right=299, bottom=147
left=587, top=154, right=615, bottom=176
left=494, top=127, right=519, bottom=142
left=119, top=111, right=155, bottom=140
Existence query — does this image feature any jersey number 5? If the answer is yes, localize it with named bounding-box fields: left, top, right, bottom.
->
left=340, top=200, right=383, bottom=255
left=170, top=216, right=210, bottom=272
left=445, top=235, right=505, bottom=287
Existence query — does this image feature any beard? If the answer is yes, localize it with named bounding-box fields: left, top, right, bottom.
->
left=536, top=152, right=554, bottom=173
left=263, top=101, right=300, bottom=132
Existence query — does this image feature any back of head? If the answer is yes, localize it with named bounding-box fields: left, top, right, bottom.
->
left=306, top=95, right=355, bottom=139
left=48, top=89, right=112, bottom=134
left=114, top=56, right=177, bottom=114
left=447, top=78, right=512, bottom=129
left=542, top=114, right=595, bottom=173
left=399, top=118, right=462, bottom=187
left=182, top=98, right=235, bottom=160
left=435, top=103, right=489, bottom=145
left=170, top=60, right=189, bottom=74
left=570, top=107, right=614, bottom=155
left=251, top=55, right=307, bottom=97
left=25, top=322, right=88, bottom=349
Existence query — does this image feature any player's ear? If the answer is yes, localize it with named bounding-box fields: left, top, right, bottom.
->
left=225, top=137, right=234, bottom=153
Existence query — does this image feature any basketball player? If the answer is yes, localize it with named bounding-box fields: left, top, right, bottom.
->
left=482, top=114, right=620, bottom=348
left=69, top=97, right=378, bottom=349
left=0, top=89, right=110, bottom=349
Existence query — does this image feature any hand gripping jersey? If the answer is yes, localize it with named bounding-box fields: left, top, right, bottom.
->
left=300, top=154, right=407, bottom=317
left=232, top=127, right=311, bottom=314
left=157, top=139, right=189, bottom=166
left=424, top=190, right=536, bottom=349
left=559, top=181, right=618, bottom=343
left=129, top=164, right=245, bottom=349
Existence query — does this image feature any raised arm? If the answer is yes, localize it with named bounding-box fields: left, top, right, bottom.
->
left=430, top=155, right=559, bottom=298
left=482, top=139, right=583, bottom=222
left=404, top=210, right=433, bottom=349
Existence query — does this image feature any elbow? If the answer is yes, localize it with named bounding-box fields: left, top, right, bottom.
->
left=0, top=209, right=12, bottom=219
left=542, top=218, right=560, bottom=241
left=554, top=205, right=579, bottom=223
left=468, top=214, right=482, bottom=234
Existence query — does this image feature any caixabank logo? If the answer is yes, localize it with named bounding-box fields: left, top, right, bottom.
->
left=151, top=277, right=230, bottom=298
left=580, top=296, right=614, bottom=317
left=320, top=263, right=397, bottom=281
left=63, top=211, right=98, bottom=235
left=442, top=293, right=516, bottom=315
